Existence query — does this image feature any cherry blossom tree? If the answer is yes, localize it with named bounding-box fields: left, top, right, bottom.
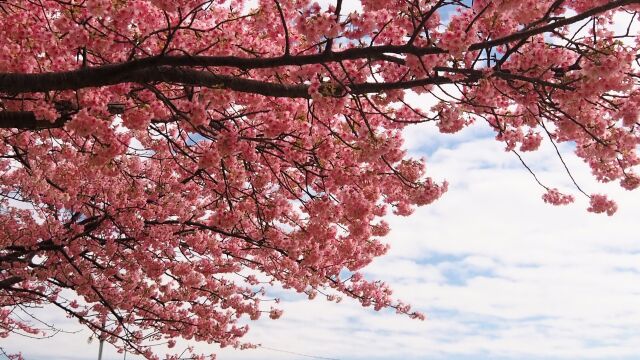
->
left=1, top=0, right=639, bottom=358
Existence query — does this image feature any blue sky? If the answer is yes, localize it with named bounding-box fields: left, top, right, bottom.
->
left=4, top=2, right=640, bottom=360
left=8, top=107, right=640, bottom=360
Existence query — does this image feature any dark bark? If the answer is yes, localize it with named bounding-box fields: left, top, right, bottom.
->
left=0, top=111, right=69, bottom=129
left=0, top=0, right=631, bottom=130
left=0, top=0, right=630, bottom=92
left=0, top=276, right=23, bottom=290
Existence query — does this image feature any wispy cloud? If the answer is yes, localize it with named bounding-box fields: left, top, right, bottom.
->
left=5, top=3, right=640, bottom=360
left=9, top=120, right=640, bottom=360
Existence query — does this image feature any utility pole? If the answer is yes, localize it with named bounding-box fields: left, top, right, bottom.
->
left=97, top=318, right=106, bottom=360
left=97, top=337, right=104, bottom=360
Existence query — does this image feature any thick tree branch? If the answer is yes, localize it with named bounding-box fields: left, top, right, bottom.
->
left=0, top=0, right=631, bottom=97
left=0, top=276, right=23, bottom=290
left=468, top=0, right=639, bottom=50
left=0, top=111, right=69, bottom=129
left=0, top=64, right=576, bottom=129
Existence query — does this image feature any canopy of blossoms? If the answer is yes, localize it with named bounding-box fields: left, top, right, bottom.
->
left=0, top=0, right=638, bottom=358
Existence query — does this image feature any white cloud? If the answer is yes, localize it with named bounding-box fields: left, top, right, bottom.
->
left=8, top=120, right=640, bottom=360
left=5, top=4, right=640, bottom=360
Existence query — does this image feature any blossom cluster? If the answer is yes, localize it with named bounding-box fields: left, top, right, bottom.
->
left=0, top=0, right=638, bottom=359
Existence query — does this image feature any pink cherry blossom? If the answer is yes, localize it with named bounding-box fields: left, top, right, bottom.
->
left=0, top=1, right=638, bottom=359
left=588, top=194, right=618, bottom=216
left=542, top=188, right=575, bottom=206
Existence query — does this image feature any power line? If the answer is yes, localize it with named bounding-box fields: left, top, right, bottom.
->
left=258, top=345, right=341, bottom=360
